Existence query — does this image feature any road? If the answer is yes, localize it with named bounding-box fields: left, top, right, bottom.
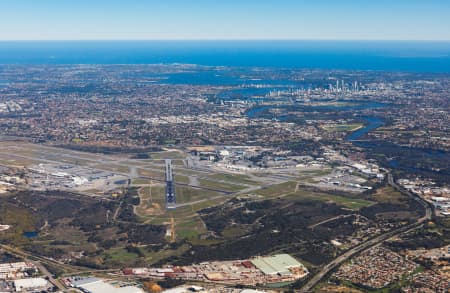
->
left=387, top=173, right=432, bottom=220
left=34, top=262, right=66, bottom=291
left=308, top=214, right=357, bottom=229
left=0, top=243, right=94, bottom=291
left=300, top=173, right=433, bottom=292
left=0, top=244, right=71, bottom=291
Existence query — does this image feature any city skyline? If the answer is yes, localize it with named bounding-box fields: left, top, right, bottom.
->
left=1, top=0, right=450, bottom=41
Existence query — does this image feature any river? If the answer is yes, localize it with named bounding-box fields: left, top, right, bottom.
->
left=246, top=104, right=386, bottom=142
left=346, top=116, right=384, bottom=142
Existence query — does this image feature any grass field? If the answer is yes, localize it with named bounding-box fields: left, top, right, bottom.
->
left=103, top=242, right=191, bottom=266
left=288, top=190, right=374, bottom=210
left=146, top=243, right=191, bottom=265
left=173, top=168, right=201, bottom=174
left=371, top=186, right=408, bottom=206
left=198, top=178, right=247, bottom=192
left=206, top=173, right=259, bottom=185
left=92, top=163, right=130, bottom=174
left=104, top=248, right=140, bottom=265
left=151, top=151, right=186, bottom=160
left=132, top=178, right=150, bottom=185
left=174, top=174, right=190, bottom=184
left=137, top=169, right=165, bottom=180
left=175, top=217, right=207, bottom=240
left=176, top=186, right=222, bottom=204
left=296, top=168, right=333, bottom=181
left=254, top=181, right=298, bottom=197
left=0, top=154, right=40, bottom=166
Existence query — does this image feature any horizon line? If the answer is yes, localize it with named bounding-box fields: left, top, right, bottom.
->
left=1, top=39, right=450, bottom=42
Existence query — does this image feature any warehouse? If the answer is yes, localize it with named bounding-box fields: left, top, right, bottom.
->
left=250, top=254, right=307, bottom=276
left=14, top=278, right=48, bottom=292
left=72, top=277, right=144, bottom=293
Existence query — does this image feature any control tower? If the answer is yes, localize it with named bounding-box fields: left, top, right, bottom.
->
left=165, top=159, right=176, bottom=209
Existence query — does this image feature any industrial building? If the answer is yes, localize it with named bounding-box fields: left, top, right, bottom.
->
left=250, top=254, right=307, bottom=276
left=125, top=253, right=309, bottom=286
left=14, top=278, right=48, bottom=292
left=71, top=277, right=144, bottom=293
left=0, top=262, right=36, bottom=280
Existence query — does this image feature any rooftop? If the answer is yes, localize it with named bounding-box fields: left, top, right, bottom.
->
left=250, top=254, right=304, bottom=276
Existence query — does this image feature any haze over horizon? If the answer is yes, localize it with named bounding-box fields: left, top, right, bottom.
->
left=1, top=0, right=450, bottom=41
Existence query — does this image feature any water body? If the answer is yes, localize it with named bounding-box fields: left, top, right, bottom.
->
left=246, top=103, right=388, bottom=149
left=388, top=148, right=449, bottom=173
left=0, top=80, right=9, bottom=88
left=345, top=118, right=449, bottom=178
left=0, top=41, right=450, bottom=72
left=155, top=70, right=244, bottom=86
left=347, top=116, right=384, bottom=141
left=248, top=106, right=448, bottom=179
left=23, top=231, right=39, bottom=238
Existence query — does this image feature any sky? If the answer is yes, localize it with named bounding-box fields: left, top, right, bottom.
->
left=0, top=0, right=450, bottom=41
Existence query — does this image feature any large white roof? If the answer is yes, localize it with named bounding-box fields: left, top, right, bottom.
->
left=76, top=279, right=144, bottom=293
left=14, top=278, right=48, bottom=290
left=251, top=254, right=304, bottom=275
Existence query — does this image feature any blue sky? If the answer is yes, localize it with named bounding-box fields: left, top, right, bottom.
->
left=0, top=0, right=449, bottom=41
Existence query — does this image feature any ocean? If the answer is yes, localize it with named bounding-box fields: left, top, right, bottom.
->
left=0, top=41, right=450, bottom=72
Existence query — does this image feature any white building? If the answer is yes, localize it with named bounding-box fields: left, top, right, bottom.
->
left=14, top=278, right=48, bottom=292
left=73, top=277, right=144, bottom=293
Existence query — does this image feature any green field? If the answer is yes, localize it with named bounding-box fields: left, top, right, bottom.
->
left=371, top=186, right=408, bottom=206
left=254, top=181, right=298, bottom=197
left=104, top=248, right=140, bottom=265
left=132, top=178, right=150, bottom=185
left=92, top=163, right=130, bottom=174
left=175, top=186, right=222, bottom=204
left=198, top=178, right=247, bottom=192
left=207, top=173, right=259, bottom=185
left=151, top=151, right=186, bottom=160
left=174, top=174, right=190, bottom=184
left=289, top=190, right=374, bottom=210
left=137, top=169, right=165, bottom=180
left=252, top=180, right=371, bottom=209
left=175, top=217, right=207, bottom=240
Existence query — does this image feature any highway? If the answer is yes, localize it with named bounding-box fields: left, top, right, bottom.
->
left=300, top=173, right=433, bottom=292
left=0, top=244, right=71, bottom=290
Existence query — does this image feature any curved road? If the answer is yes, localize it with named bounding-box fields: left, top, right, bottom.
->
left=300, top=173, right=432, bottom=292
